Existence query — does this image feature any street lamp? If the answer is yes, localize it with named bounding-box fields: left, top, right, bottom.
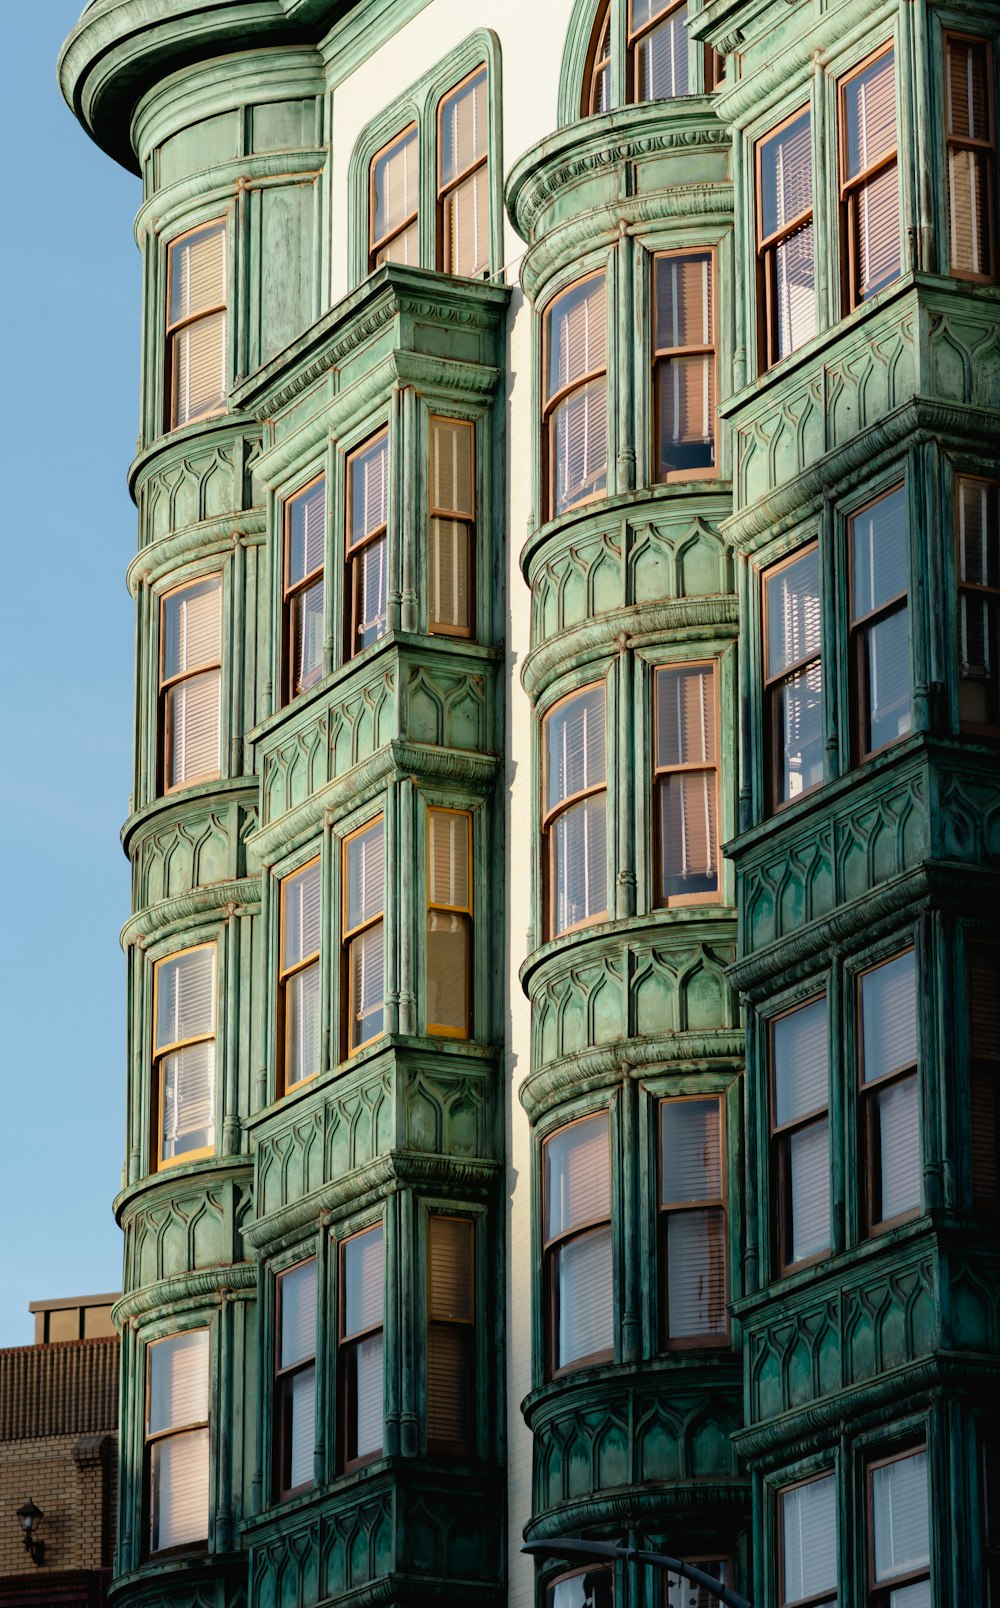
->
left=522, top=1537, right=751, bottom=1608
left=15, top=1499, right=45, bottom=1566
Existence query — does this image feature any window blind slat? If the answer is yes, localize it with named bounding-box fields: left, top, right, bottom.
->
left=150, top=1428, right=209, bottom=1551
left=857, top=159, right=901, bottom=298
left=950, top=148, right=990, bottom=275
left=427, top=914, right=468, bottom=1033
left=631, top=0, right=674, bottom=27
left=655, top=254, right=712, bottom=349
left=280, top=1261, right=317, bottom=1367
left=373, top=130, right=417, bottom=241
left=173, top=312, right=227, bottom=426
left=846, top=51, right=897, bottom=177
left=767, top=548, right=821, bottom=677
left=773, top=659, right=824, bottom=801
left=170, top=224, right=226, bottom=324
left=557, top=1225, right=613, bottom=1367
left=427, top=1325, right=471, bottom=1447
left=659, top=773, right=718, bottom=895
left=351, top=922, right=384, bottom=1041
left=553, top=380, right=608, bottom=513
left=762, top=112, right=813, bottom=236
left=773, top=998, right=828, bottom=1125
left=862, top=951, right=917, bottom=1082
left=431, top=418, right=474, bottom=515
left=157, top=948, right=214, bottom=1049
left=970, top=944, right=1000, bottom=1053
left=864, top=606, right=912, bottom=750
left=287, top=479, right=325, bottom=586
left=350, top=438, right=388, bottom=546
left=872, top=1451, right=929, bottom=1581
left=545, top=1114, right=610, bottom=1239
left=149, top=1331, right=209, bottom=1432
left=781, top=1475, right=837, bottom=1605
left=948, top=37, right=989, bottom=138
left=290, top=577, right=324, bottom=693
left=661, top=1100, right=722, bottom=1203
left=439, top=69, right=487, bottom=186
left=374, top=220, right=419, bottom=267
left=353, top=1333, right=384, bottom=1460
left=429, top=1217, right=473, bottom=1319
left=666, top=1207, right=726, bottom=1338
left=656, top=664, right=716, bottom=767
left=429, top=518, right=471, bottom=632
left=347, top=822, right=384, bottom=930
left=547, top=276, right=606, bottom=399
left=775, top=222, right=817, bottom=356
left=546, top=686, right=606, bottom=811
left=162, top=1041, right=216, bottom=1159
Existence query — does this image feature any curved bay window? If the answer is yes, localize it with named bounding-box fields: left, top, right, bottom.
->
left=756, top=109, right=816, bottom=368
left=274, top=1259, right=316, bottom=1499
left=279, top=859, right=321, bottom=1095
left=346, top=431, right=389, bottom=657
left=543, top=274, right=607, bottom=520
left=763, top=546, right=823, bottom=811
left=659, top=1097, right=726, bottom=1344
left=543, top=1113, right=613, bottom=1375
left=583, top=0, right=722, bottom=115
left=283, top=476, right=325, bottom=701
left=839, top=46, right=900, bottom=310
left=339, top=1222, right=385, bottom=1468
left=654, top=663, right=719, bottom=905
left=543, top=683, right=608, bottom=939
left=438, top=67, right=489, bottom=278
left=146, top=1330, right=210, bottom=1555
left=652, top=252, right=715, bottom=480
left=343, top=818, right=384, bottom=1055
left=153, top=945, right=216, bottom=1169
left=849, top=484, right=911, bottom=759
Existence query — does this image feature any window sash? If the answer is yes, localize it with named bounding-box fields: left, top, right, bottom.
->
left=969, top=941, right=1000, bottom=1206
left=869, top=1449, right=930, bottom=1594
left=275, top=1261, right=317, bottom=1497
left=772, top=997, right=831, bottom=1269
left=757, top=109, right=816, bottom=367
left=957, top=476, right=1000, bottom=729
left=945, top=35, right=995, bottom=281
left=429, top=417, right=474, bottom=636
left=370, top=127, right=418, bottom=266
left=543, top=1115, right=615, bottom=1370
left=438, top=68, right=489, bottom=278
left=859, top=951, right=921, bottom=1227
left=631, top=0, right=690, bottom=102
left=544, top=1112, right=611, bottom=1245
left=340, top=1225, right=385, bottom=1468
left=427, top=1215, right=475, bottom=1451
left=655, top=663, right=720, bottom=903
left=840, top=49, right=900, bottom=308
left=146, top=1330, right=210, bottom=1555
left=587, top=3, right=612, bottom=115
left=780, top=1474, right=838, bottom=1607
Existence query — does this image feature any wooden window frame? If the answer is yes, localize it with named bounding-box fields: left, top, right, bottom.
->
left=282, top=475, right=326, bottom=705
left=165, top=219, right=227, bottom=433
left=628, top=0, right=689, bottom=105
left=755, top=106, right=814, bottom=372
left=848, top=483, right=909, bottom=762
left=658, top=1095, right=728, bottom=1350
left=583, top=0, right=612, bottom=116
left=152, top=944, right=216, bottom=1172
left=345, top=430, right=389, bottom=662
left=956, top=474, right=1000, bottom=734
left=341, top=817, right=385, bottom=1058
left=777, top=1471, right=838, bottom=1608
left=158, top=575, right=223, bottom=796
left=144, top=1329, right=210, bottom=1558
left=866, top=1444, right=930, bottom=1606
left=436, top=65, right=490, bottom=277
left=651, top=248, right=717, bottom=484
left=273, top=1259, right=316, bottom=1501
left=857, top=948, right=920, bottom=1234
left=653, top=660, right=721, bottom=907
left=428, top=415, right=475, bottom=640
left=541, top=681, right=609, bottom=940
left=426, top=1213, right=476, bottom=1454
left=761, top=543, right=823, bottom=814
left=338, top=1222, right=384, bottom=1472
left=838, top=44, right=899, bottom=313
left=426, top=807, right=473, bottom=1039
left=769, top=994, right=829, bottom=1276
left=278, top=858, right=321, bottom=1098
left=368, top=125, right=419, bottom=271
left=542, top=1111, right=613, bottom=1379
left=541, top=270, right=608, bottom=524
left=945, top=32, right=997, bottom=284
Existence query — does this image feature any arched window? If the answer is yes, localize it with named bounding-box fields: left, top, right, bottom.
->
left=582, top=0, right=723, bottom=117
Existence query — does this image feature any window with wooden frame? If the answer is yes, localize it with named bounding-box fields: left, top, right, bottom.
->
left=146, top=1330, right=210, bottom=1555
left=945, top=35, right=996, bottom=282
left=659, top=1098, right=726, bottom=1345
left=166, top=221, right=227, bottom=430
left=543, top=1112, right=613, bottom=1375
left=438, top=67, right=489, bottom=277
left=653, top=252, right=715, bottom=479
left=587, top=4, right=612, bottom=114
left=867, top=1446, right=930, bottom=1606
left=984, top=1439, right=1000, bottom=1603
left=426, top=1215, right=475, bottom=1452
left=274, top=1259, right=316, bottom=1499
left=968, top=941, right=1000, bottom=1207
left=346, top=431, right=389, bottom=658
left=427, top=809, right=472, bottom=1038
left=278, top=859, right=321, bottom=1095
left=839, top=46, right=900, bottom=310
left=654, top=663, right=719, bottom=904
left=543, top=274, right=608, bottom=520
left=548, top=1567, right=614, bottom=1608
left=370, top=126, right=419, bottom=269
left=283, top=476, right=325, bottom=702
left=543, top=683, right=608, bottom=939
left=849, top=483, right=911, bottom=759
left=957, top=476, right=1000, bottom=730
left=661, top=1561, right=731, bottom=1608
left=778, top=1472, right=838, bottom=1608
left=339, top=1222, right=384, bottom=1468
left=756, top=109, right=816, bottom=368
left=159, top=576, right=222, bottom=793
left=429, top=417, right=474, bottom=637
left=770, top=995, right=830, bottom=1272
left=763, top=546, right=823, bottom=811
left=859, top=949, right=920, bottom=1230
left=583, top=0, right=722, bottom=114
left=153, top=945, right=216, bottom=1169
left=343, top=818, right=384, bottom=1055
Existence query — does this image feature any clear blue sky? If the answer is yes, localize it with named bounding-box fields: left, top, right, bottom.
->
left=0, top=4, right=141, bottom=1345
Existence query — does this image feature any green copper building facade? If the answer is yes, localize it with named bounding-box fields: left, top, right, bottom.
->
left=58, top=1, right=1000, bottom=1605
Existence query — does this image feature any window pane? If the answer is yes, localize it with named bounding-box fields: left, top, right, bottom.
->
left=162, top=1041, right=215, bottom=1160
left=545, top=1113, right=610, bottom=1240
left=773, top=998, right=828, bottom=1126
left=658, top=772, right=718, bottom=898
left=150, top=1428, right=209, bottom=1552
left=350, top=436, right=388, bottom=547
left=655, top=254, right=712, bottom=350
left=774, top=222, right=817, bottom=357
left=857, top=160, right=901, bottom=298
left=631, top=0, right=675, bottom=26
left=156, top=948, right=214, bottom=1050
left=289, top=577, right=324, bottom=693
left=557, top=1224, right=613, bottom=1367
left=350, top=922, right=384, bottom=1047
left=429, top=518, right=471, bottom=632
left=347, top=1332, right=384, bottom=1460
left=862, top=952, right=917, bottom=1082
left=547, top=277, right=606, bottom=400
left=551, top=379, right=608, bottom=514
left=948, top=37, right=990, bottom=139
left=872, top=1451, right=929, bottom=1582
left=844, top=50, right=896, bottom=178
left=789, top=1118, right=831, bottom=1262
left=285, top=962, right=320, bottom=1086
left=875, top=1074, right=920, bottom=1220
left=657, top=355, right=715, bottom=476
left=172, top=311, right=227, bottom=426
left=549, top=1569, right=613, bottom=1608
left=170, top=223, right=226, bottom=324
left=661, top=1100, right=722, bottom=1203
left=427, top=1324, right=472, bottom=1447
left=355, top=534, right=388, bottom=648
left=346, top=821, right=384, bottom=931
left=772, top=659, right=824, bottom=802
left=552, top=794, right=608, bottom=932
left=343, top=1225, right=384, bottom=1336
left=375, top=220, right=419, bottom=267
left=279, top=1261, right=317, bottom=1368
left=761, top=112, right=813, bottom=238
left=373, top=129, right=417, bottom=244
left=282, top=862, right=321, bottom=970
left=667, top=1207, right=726, bottom=1337
left=862, top=606, right=911, bottom=751
left=656, top=665, right=716, bottom=767
left=427, top=913, right=468, bottom=1033
left=429, top=811, right=470, bottom=908
left=443, top=164, right=489, bottom=278
left=439, top=69, right=487, bottom=186
left=636, top=8, right=689, bottom=100
left=546, top=685, right=606, bottom=812
left=166, top=668, right=222, bottom=787
left=149, top=1331, right=209, bottom=1432
left=163, top=579, right=221, bottom=681
left=950, top=148, right=991, bottom=276
left=767, top=549, right=821, bottom=678
left=431, top=418, right=474, bottom=516
left=959, top=479, right=1000, bottom=588
left=781, top=1475, right=837, bottom=1605
left=429, top=1216, right=473, bottom=1320
left=852, top=487, right=907, bottom=616
left=287, top=480, right=325, bottom=586
left=285, top=1367, right=315, bottom=1490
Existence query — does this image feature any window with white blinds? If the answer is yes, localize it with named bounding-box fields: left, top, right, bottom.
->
left=849, top=484, right=911, bottom=759
left=167, top=221, right=227, bottom=429
left=279, top=859, right=321, bottom=1094
left=840, top=48, right=900, bottom=309
left=868, top=1448, right=930, bottom=1605
left=154, top=946, right=216, bottom=1168
left=780, top=1473, right=838, bottom=1607
left=147, top=1329, right=210, bottom=1554
left=160, top=576, right=222, bottom=793
left=429, top=417, right=474, bottom=637
left=370, top=126, right=419, bottom=268
left=653, top=253, right=715, bottom=479
left=630, top=0, right=690, bottom=100
left=274, top=1259, right=316, bottom=1498
left=957, top=477, right=1000, bottom=730
left=968, top=941, right=1000, bottom=1207
left=543, top=1113, right=613, bottom=1374
left=438, top=67, right=489, bottom=278
left=771, top=996, right=830, bottom=1270
left=340, top=1223, right=385, bottom=1467
left=543, top=683, right=608, bottom=938
left=343, top=819, right=385, bottom=1053
left=283, top=476, right=325, bottom=701
left=860, top=950, right=920, bottom=1228
left=764, top=546, right=823, bottom=809
left=347, top=432, right=389, bottom=656
left=945, top=36, right=995, bottom=282
left=549, top=1567, right=614, bottom=1608
left=655, top=663, right=719, bottom=903
left=757, top=109, right=816, bottom=367
left=660, top=1099, right=726, bottom=1343
left=587, top=5, right=612, bottom=114
left=543, top=275, right=608, bottom=519
left=427, top=1215, right=475, bottom=1452
left=427, top=809, right=472, bottom=1037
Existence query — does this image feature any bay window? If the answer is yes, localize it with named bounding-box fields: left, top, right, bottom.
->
left=839, top=47, right=900, bottom=309
left=166, top=220, right=227, bottom=430
left=659, top=1098, right=726, bottom=1343
left=543, top=683, right=608, bottom=938
left=427, top=1215, right=475, bottom=1452
left=274, top=1259, right=316, bottom=1499
left=438, top=68, right=489, bottom=278
left=957, top=476, right=1000, bottom=730
left=429, top=417, right=474, bottom=637
left=279, top=859, right=321, bottom=1094
left=652, top=252, right=715, bottom=479
left=283, top=476, right=325, bottom=701
left=945, top=35, right=995, bottom=282
left=146, top=1330, right=210, bottom=1554
left=849, top=484, right=911, bottom=758
left=654, top=662, right=719, bottom=904
left=160, top=576, right=222, bottom=793
left=339, top=1222, right=384, bottom=1467
left=343, top=818, right=385, bottom=1054
left=859, top=950, right=920, bottom=1229
left=757, top=109, right=816, bottom=367
left=346, top=431, right=389, bottom=657
left=868, top=1447, right=930, bottom=1606
left=153, top=945, right=216, bottom=1168
left=543, top=274, right=607, bottom=519
left=370, top=127, right=419, bottom=269
left=770, top=995, right=830, bottom=1271
left=543, top=1112, right=613, bottom=1374
left=968, top=941, right=1000, bottom=1206
left=763, top=546, right=823, bottom=810
left=779, top=1473, right=838, bottom=1608
left=426, top=808, right=472, bottom=1038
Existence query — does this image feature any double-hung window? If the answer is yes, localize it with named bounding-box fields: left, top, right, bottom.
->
left=346, top=432, right=389, bottom=658
left=859, top=950, right=920, bottom=1229
left=660, top=1098, right=726, bottom=1344
left=779, top=1473, right=838, bottom=1608
left=429, top=417, right=474, bottom=637
left=543, top=1113, right=613, bottom=1375
left=549, top=1569, right=614, bottom=1608
left=652, top=252, right=715, bottom=479
left=654, top=663, right=719, bottom=904
left=339, top=1223, right=384, bottom=1468
left=166, top=221, right=227, bottom=430
left=146, top=1330, right=210, bottom=1554
left=945, top=35, right=995, bottom=282
left=543, top=275, right=608, bottom=520
left=279, top=860, right=321, bottom=1094
left=849, top=484, right=911, bottom=759
left=343, top=819, right=385, bottom=1055
left=957, top=476, right=1000, bottom=730
left=757, top=110, right=816, bottom=367
left=630, top=0, right=689, bottom=99
left=274, top=1260, right=316, bottom=1499
left=154, top=946, right=216, bottom=1168
left=543, top=684, right=608, bottom=938
left=283, top=477, right=325, bottom=701
left=438, top=69, right=489, bottom=277
left=160, top=577, right=222, bottom=793
left=763, top=547, right=823, bottom=810
left=426, top=808, right=472, bottom=1038
left=771, top=995, right=830, bottom=1271
left=427, top=1215, right=475, bottom=1452
left=370, top=127, right=419, bottom=269
left=968, top=941, right=1000, bottom=1206
left=839, top=47, right=900, bottom=310
left=868, top=1448, right=930, bottom=1606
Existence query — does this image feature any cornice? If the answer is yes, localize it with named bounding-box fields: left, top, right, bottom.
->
left=121, top=877, right=261, bottom=948
left=126, top=514, right=265, bottom=597
left=732, top=1361, right=949, bottom=1465
left=121, top=776, right=257, bottom=858
left=131, top=46, right=324, bottom=166
left=521, top=483, right=733, bottom=576
left=135, top=151, right=326, bottom=243
left=519, top=904, right=737, bottom=995
left=128, top=413, right=259, bottom=501
left=519, top=1032, right=744, bottom=1122
left=521, top=596, right=738, bottom=703
left=112, top=1263, right=257, bottom=1329
left=523, top=1482, right=750, bottom=1539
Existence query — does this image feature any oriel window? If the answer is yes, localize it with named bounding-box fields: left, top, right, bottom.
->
left=771, top=995, right=830, bottom=1271
left=839, top=47, right=900, bottom=309
left=543, top=684, right=608, bottom=938
left=654, top=663, right=719, bottom=904
left=166, top=221, right=227, bottom=429
left=543, top=274, right=608, bottom=519
left=659, top=1098, right=726, bottom=1344
left=283, top=477, right=325, bottom=701
left=279, top=859, right=321, bottom=1094
left=429, top=417, right=474, bottom=637
left=146, top=1330, right=210, bottom=1554
left=346, top=432, right=389, bottom=657
left=370, top=127, right=419, bottom=269
left=630, top=0, right=689, bottom=100
left=427, top=809, right=472, bottom=1038
left=757, top=110, right=816, bottom=367
left=968, top=941, right=1000, bottom=1207
left=274, top=1260, right=316, bottom=1498
left=859, top=950, right=920, bottom=1229
left=154, top=946, right=216, bottom=1168
left=957, top=476, right=1000, bottom=730
left=343, top=819, right=385, bottom=1054
left=653, top=252, right=715, bottom=479
left=867, top=1447, right=930, bottom=1605
left=945, top=35, right=995, bottom=281
left=763, top=546, right=823, bottom=810
left=849, top=484, right=911, bottom=759
left=438, top=68, right=489, bottom=278
left=427, top=1215, right=475, bottom=1452
left=160, top=576, right=222, bottom=793
left=339, top=1223, right=384, bottom=1467
left=779, top=1473, right=838, bottom=1607
left=543, top=1113, right=613, bottom=1375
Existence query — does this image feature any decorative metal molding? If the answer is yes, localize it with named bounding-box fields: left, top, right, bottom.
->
left=121, top=877, right=261, bottom=947
left=112, top=1263, right=257, bottom=1328
left=520, top=1032, right=744, bottom=1121
left=522, top=596, right=739, bottom=701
